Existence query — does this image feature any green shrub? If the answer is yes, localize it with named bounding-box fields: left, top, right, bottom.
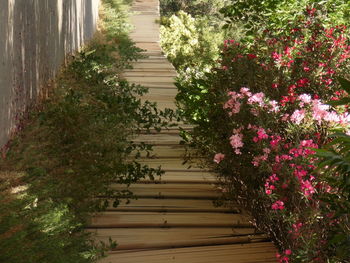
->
left=314, top=78, right=350, bottom=261
left=176, top=8, right=350, bottom=262
left=220, top=0, right=350, bottom=39
left=160, top=0, right=229, bottom=17
left=160, top=11, right=224, bottom=72
left=0, top=0, right=176, bottom=262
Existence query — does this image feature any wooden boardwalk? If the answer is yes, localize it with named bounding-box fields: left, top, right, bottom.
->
left=90, top=0, right=277, bottom=262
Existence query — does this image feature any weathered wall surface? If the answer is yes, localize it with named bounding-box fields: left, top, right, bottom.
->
left=0, top=0, right=100, bottom=148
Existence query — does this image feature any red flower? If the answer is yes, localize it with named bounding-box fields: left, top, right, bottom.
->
left=247, top=53, right=257, bottom=59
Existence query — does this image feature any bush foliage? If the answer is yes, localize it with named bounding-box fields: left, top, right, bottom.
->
left=161, top=1, right=350, bottom=262
left=0, top=0, right=175, bottom=262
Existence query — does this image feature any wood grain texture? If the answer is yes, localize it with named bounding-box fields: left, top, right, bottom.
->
left=99, top=243, right=277, bottom=263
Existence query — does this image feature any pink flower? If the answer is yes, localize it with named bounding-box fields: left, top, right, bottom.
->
left=272, top=83, right=279, bottom=89
left=281, top=114, right=290, bottom=121
left=230, top=133, right=244, bottom=155
left=339, top=113, right=350, bottom=124
left=312, top=100, right=330, bottom=122
left=301, top=180, right=316, bottom=197
left=240, top=87, right=252, bottom=97
left=271, top=200, right=285, bottom=210
left=297, top=78, right=309, bottom=87
left=268, top=100, right=279, bottom=112
left=257, top=128, right=269, bottom=140
left=293, top=169, right=308, bottom=179
left=270, top=136, right=282, bottom=148
left=213, top=153, right=225, bottom=164
left=272, top=52, right=282, bottom=61
left=263, top=148, right=271, bottom=154
left=247, top=53, right=257, bottom=59
left=290, top=109, right=306, bottom=124
left=231, top=101, right=241, bottom=115
left=281, top=183, right=289, bottom=189
left=300, top=140, right=316, bottom=148
left=324, top=111, right=340, bottom=123
left=285, top=249, right=292, bottom=256
left=269, top=174, right=279, bottom=182
left=248, top=92, right=265, bottom=106
left=298, top=94, right=311, bottom=104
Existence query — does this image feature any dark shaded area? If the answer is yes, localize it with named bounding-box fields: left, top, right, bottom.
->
left=0, top=0, right=99, bottom=147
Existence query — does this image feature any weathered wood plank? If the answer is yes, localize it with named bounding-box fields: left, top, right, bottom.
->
left=131, top=62, right=174, bottom=70
left=126, top=76, right=175, bottom=84
left=123, top=71, right=177, bottom=77
left=89, top=212, right=252, bottom=228
left=90, top=227, right=257, bottom=244
left=133, top=133, right=181, bottom=145
left=110, top=183, right=220, bottom=199
left=91, top=228, right=267, bottom=250
left=144, top=172, right=216, bottom=183
left=99, top=243, right=277, bottom=263
left=138, top=158, right=205, bottom=172
left=108, top=198, right=234, bottom=212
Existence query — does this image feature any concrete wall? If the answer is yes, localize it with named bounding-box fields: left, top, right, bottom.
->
left=0, top=0, right=100, bottom=148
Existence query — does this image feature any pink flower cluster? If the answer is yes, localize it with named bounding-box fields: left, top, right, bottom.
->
left=272, top=200, right=285, bottom=210
left=288, top=222, right=303, bottom=239
left=276, top=249, right=292, bottom=263
left=213, top=153, right=225, bottom=164
left=217, top=11, right=350, bottom=261
left=289, top=94, right=350, bottom=126
left=265, top=174, right=279, bottom=195
left=230, top=129, right=244, bottom=155
left=221, top=87, right=346, bottom=206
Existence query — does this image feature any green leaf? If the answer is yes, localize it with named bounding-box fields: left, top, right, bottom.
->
left=327, top=97, right=350, bottom=106
left=338, top=77, right=350, bottom=94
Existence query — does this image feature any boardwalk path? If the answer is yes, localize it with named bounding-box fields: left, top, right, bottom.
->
left=90, top=0, right=277, bottom=262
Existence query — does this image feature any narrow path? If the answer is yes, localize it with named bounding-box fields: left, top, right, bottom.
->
left=90, top=1, right=276, bottom=262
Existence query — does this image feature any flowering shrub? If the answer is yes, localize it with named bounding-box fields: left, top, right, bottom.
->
left=177, top=8, right=350, bottom=262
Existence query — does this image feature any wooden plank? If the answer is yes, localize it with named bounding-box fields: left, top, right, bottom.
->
left=143, top=87, right=178, bottom=96
left=141, top=99, right=176, bottom=110
left=134, top=42, right=162, bottom=51
left=137, top=159, right=204, bottom=172
left=141, top=94, right=175, bottom=104
left=135, top=170, right=217, bottom=183
left=109, top=183, right=220, bottom=199
left=123, top=71, right=177, bottom=77
left=89, top=212, right=252, bottom=228
left=90, top=227, right=257, bottom=244
left=99, top=243, right=277, bottom=263
left=135, top=58, right=170, bottom=63
left=127, top=67, right=173, bottom=72
left=133, top=133, right=181, bottom=145
left=126, top=75, right=174, bottom=82
left=139, top=158, right=205, bottom=171
left=108, top=198, right=235, bottom=212
left=138, top=126, right=193, bottom=134
left=131, top=63, right=174, bottom=70
left=134, top=145, right=186, bottom=158
left=90, top=228, right=267, bottom=250
left=149, top=171, right=217, bottom=183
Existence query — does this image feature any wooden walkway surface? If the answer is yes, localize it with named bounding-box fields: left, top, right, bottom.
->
left=90, top=0, right=277, bottom=262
